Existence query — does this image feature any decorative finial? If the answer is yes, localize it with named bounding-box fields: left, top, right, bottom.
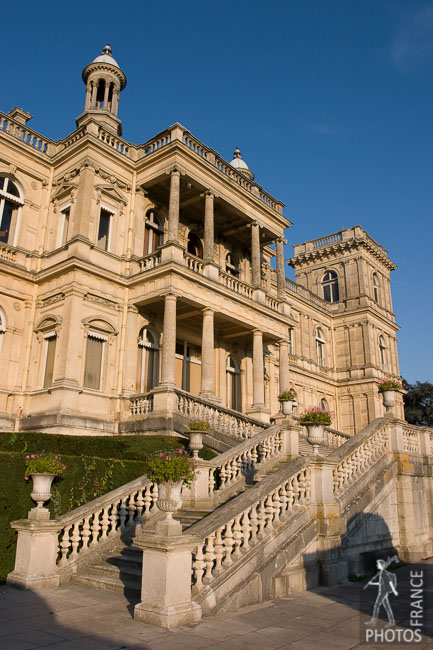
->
left=102, top=44, right=112, bottom=55
left=233, top=147, right=242, bottom=159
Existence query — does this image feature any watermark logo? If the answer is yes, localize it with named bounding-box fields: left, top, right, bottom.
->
left=363, top=556, right=424, bottom=644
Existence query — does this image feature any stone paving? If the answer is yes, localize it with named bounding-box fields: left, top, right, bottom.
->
left=0, top=560, right=432, bottom=650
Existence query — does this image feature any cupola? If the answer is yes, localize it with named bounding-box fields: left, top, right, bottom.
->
left=229, top=147, right=254, bottom=181
left=76, top=44, right=127, bottom=136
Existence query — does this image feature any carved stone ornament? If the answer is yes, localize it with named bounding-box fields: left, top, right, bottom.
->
left=84, top=292, right=119, bottom=310
left=42, top=292, right=65, bottom=306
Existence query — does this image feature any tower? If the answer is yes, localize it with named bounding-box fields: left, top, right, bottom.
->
left=76, top=44, right=127, bottom=136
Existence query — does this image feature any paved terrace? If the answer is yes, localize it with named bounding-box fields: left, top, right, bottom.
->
left=0, top=559, right=432, bottom=650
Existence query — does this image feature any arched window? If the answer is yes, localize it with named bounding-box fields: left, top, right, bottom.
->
left=137, top=328, right=159, bottom=393
left=96, top=79, right=106, bottom=108
left=316, top=328, right=325, bottom=366
left=144, top=210, right=164, bottom=256
left=379, top=335, right=387, bottom=369
left=226, top=355, right=241, bottom=411
left=322, top=270, right=339, bottom=303
left=0, top=177, right=23, bottom=245
left=372, top=273, right=380, bottom=303
left=225, top=253, right=239, bottom=277
left=42, top=332, right=57, bottom=388
left=0, top=307, right=6, bottom=354
left=187, top=232, right=203, bottom=258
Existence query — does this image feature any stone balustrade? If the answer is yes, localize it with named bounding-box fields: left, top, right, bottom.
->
left=175, top=389, right=266, bottom=439
left=189, top=460, right=311, bottom=593
left=326, top=428, right=351, bottom=448
left=331, top=418, right=390, bottom=494
left=0, top=243, right=17, bottom=263
left=206, top=425, right=284, bottom=498
left=285, top=277, right=330, bottom=310
left=56, top=478, right=157, bottom=569
left=218, top=270, right=254, bottom=298
left=98, top=128, right=130, bottom=156
left=130, top=393, right=153, bottom=415
left=0, top=112, right=55, bottom=155
left=184, top=252, right=204, bottom=274
left=312, top=232, right=343, bottom=249
left=138, top=252, right=161, bottom=272
left=402, top=424, right=421, bottom=454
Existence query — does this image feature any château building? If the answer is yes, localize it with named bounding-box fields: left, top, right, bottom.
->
left=0, top=44, right=403, bottom=438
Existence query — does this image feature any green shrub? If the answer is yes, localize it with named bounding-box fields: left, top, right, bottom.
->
left=0, top=432, right=217, bottom=583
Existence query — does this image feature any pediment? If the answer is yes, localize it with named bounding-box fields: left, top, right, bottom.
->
left=51, top=183, right=78, bottom=202
left=95, top=184, right=127, bottom=205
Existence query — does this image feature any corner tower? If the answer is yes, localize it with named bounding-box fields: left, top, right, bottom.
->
left=76, top=44, right=127, bottom=136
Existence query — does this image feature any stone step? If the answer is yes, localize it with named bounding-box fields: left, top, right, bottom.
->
left=71, top=571, right=140, bottom=595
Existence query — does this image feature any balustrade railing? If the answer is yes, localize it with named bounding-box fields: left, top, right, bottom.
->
left=206, top=425, right=283, bottom=497
left=98, top=128, right=130, bottom=156
left=130, top=393, right=153, bottom=415
left=141, top=131, right=171, bottom=155
left=176, top=390, right=265, bottom=439
left=138, top=252, right=161, bottom=272
left=326, top=428, right=351, bottom=449
left=285, top=277, right=329, bottom=310
left=184, top=252, right=204, bottom=274
left=312, top=233, right=342, bottom=249
left=332, top=421, right=389, bottom=494
left=0, top=112, right=54, bottom=155
left=265, top=295, right=280, bottom=311
left=56, top=477, right=157, bottom=569
left=218, top=270, right=254, bottom=298
left=190, top=462, right=311, bottom=592
left=0, top=243, right=17, bottom=263
left=402, top=425, right=421, bottom=454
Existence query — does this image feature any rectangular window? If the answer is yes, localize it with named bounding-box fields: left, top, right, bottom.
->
left=60, top=206, right=70, bottom=246
left=97, top=208, right=112, bottom=251
left=0, top=200, right=14, bottom=243
left=43, top=333, right=56, bottom=388
left=83, top=332, right=106, bottom=390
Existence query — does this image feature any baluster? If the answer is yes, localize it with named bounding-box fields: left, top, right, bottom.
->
left=70, top=521, right=82, bottom=557
left=214, top=527, right=224, bottom=575
left=136, top=489, right=144, bottom=522
left=193, top=544, right=206, bottom=590
left=232, top=515, right=243, bottom=558
left=208, top=469, right=216, bottom=494
left=127, top=492, right=137, bottom=525
left=273, top=488, right=281, bottom=523
left=240, top=509, right=251, bottom=551
left=59, top=527, right=71, bottom=565
left=82, top=516, right=92, bottom=551
left=220, top=462, right=228, bottom=488
left=151, top=482, right=158, bottom=508
left=292, top=475, right=300, bottom=504
left=257, top=499, right=266, bottom=538
left=109, top=503, right=119, bottom=534
left=119, top=497, right=128, bottom=528
left=249, top=503, right=259, bottom=544
left=204, top=533, right=216, bottom=583
left=287, top=478, right=295, bottom=507
left=222, top=521, right=234, bottom=566
left=280, top=481, right=289, bottom=513
left=90, top=509, right=102, bottom=546
left=265, top=493, right=275, bottom=529
left=100, top=507, right=110, bottom=539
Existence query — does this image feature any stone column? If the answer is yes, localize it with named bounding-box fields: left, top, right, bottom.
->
left=70, top=164, right=94, bottom=242
left=251, top=222, right=261, bottom=288
left=167, top=169, right=180, bottom=243
left=279, top=339, right=290, bottom=394
left=200, top=308, right=215, bottom=398
left=160, top=294, right=177, bottom=386
left=103, top=81, right=110, bottom=108
left=203, top=192, right=214, bottom=261
left=276, top=237, right=286, bottom=301
left=252, top=330, right=265, bottom=408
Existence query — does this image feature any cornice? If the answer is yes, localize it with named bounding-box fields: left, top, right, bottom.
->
left=288, top=237, right=396, bottom=271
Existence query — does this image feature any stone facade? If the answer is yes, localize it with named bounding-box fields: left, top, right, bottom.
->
left=0, top=45, right=403, bottom=438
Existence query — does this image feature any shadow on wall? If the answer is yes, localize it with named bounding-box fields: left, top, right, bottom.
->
left=301, top=512, right=432, bottom=641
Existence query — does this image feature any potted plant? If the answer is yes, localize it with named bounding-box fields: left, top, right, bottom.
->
left=278, top=389, right=297, bottom=415
left=148, top=450, right=197, bottom=534
left=25, top=453, right=66, bottom=519
left=187, top=420, right=210, bottom=458
left=378, top=378, right=402, bottom=412
left=298, top=407, right=333, bottom=444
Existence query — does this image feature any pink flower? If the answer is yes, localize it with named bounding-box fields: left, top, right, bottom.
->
left=31, top=454, right=35, bottom=459
left=166, top=456, right=170, bottom=460
left=55, top=456, right=58, bottom=459
left=159, top=453, right=164, bottom=457
left=62, top=465, right=66, bottom=470
left=26, top=455, right=29, bottom=459
left=178, top=449, right=183, bottom=454
left=25, top=476, right=29, bottom=481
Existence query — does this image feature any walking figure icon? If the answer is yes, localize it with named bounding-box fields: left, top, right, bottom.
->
left=364, top=556, right=399, bottom=626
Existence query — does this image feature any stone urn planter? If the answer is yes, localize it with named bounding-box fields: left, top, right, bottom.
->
left=189, top=431, right=204, bottom=458
left=381, top=390, right=396, bottom=413
left=280, top=399, right=297, bottom=416
left=304, top=424, right=326, bottom=445
left=29, top=473, right=56, bottom=520
left=156, top=480, right=183, bottom=535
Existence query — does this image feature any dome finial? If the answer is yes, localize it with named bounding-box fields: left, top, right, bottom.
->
left=102, top=43, right=112, bottom=56
left=233, top=146, right=242, bottom=159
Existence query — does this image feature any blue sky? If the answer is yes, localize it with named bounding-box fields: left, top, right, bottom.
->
left=3, top=0, right=432, bottom=383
